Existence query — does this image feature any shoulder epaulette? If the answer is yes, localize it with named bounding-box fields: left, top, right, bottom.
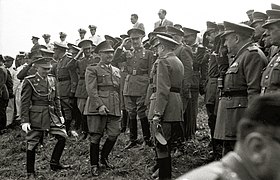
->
left=247, top=45, right=258, bottom=52
left=25, top=74, right=36, bottom=79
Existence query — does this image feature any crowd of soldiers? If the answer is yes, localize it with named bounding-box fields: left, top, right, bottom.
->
left=0, top=4, right=280, bottom=180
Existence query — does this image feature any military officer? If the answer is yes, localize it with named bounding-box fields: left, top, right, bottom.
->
left=214, top=21, right=267, bottom=155
left=260, top=9, right=280, bottom=95
left=30, top=36, right=41, bottom=58
left=76, top=39, right=100, bottom=139
left=84, top=41, right=121, bottom=176
left=113, top=28, right=153, bottom=149
left=148, top=34, right=184, bottom=180
left=116, top=36, right=132, bottom=133
left=182, top=27, right=208, bottom=141
left=203, top=21, right=226, bottom=159
left=88, top=25, right=102, bottom=46
left=59, top=32, right=67, bottom=45
left=42, top=34, right=54, bottom=50
left=52, top=42, right=78, bottom=135
left=178, top=94, right=280, bottom=180
left=76, top=28, right=87, bottom=45
left=21, top=57, right=70, bottom=179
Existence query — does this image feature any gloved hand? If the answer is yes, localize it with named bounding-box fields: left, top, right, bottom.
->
left=152, top=115, right=161, bottom=128
left=60, top=117, right=65, bottom=124
left=99, top=105, right=109, bottom=115
left=22, top=123, right=31, bottom=133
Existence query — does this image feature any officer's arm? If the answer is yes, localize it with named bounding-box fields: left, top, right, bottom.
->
left=17, top=64, right=32, bottom=80
left=85, top=66, right=103, bottom=109
left=0, top=68, right=5, bottom=92
left=21, top=79, right=32, bottom=124
left=181, top=47, right=193, bottom=89
left=68, top=61, right=78, bottom=96
left=154, top=59, right=171, bottom=116
left=112, top=48, right=126, bottom=64
left=54, top=78, right=63, bottom=117
left=244, top=51, right=267, bottom=102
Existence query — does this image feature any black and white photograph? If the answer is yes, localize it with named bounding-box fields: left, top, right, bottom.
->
left=0, top=0, right=280, bottom=179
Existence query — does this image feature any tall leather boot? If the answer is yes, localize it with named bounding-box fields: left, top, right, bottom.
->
left=81, top=115, right=88, bottom=140
left=125, top=118, right=137, bottom=149
left=26, top=149, right=36, bottom=178
left=120, top=110, right=128, bottom=133
left=140, top=117, right=151, bottom=145
left=100, top=139, right=116, bottom=168
left=50, top=136, right=70, bottom=171
left=158, top=157, right=172, bottom=180
left=90, top=143, right=100, bottom=176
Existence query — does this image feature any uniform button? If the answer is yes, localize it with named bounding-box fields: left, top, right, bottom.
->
left=265, top=75, right=269, bottom=79
left=270, top=64, right=273, bottom=67
left=238, top=104, right=241, bottom=107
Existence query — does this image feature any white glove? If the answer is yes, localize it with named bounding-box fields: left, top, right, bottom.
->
left=22, top=123, right=31, bottom=133
left=60, top=117, right=65, bottom=124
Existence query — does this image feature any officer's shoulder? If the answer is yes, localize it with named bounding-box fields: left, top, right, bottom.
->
left=25, top=74, right=36, bottom=79
left=247, top=44, right=259, bottom=52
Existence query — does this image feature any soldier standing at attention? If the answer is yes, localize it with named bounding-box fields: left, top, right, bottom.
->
left=149, top=34, right=184, bottom=180
left=76, top=39, right=100, bottom=139
left=52, top=42, right=78, bottom=135
left=114, top=28, right=153, bottom=149
left=21, top=57, right=70, bottom=179
left=84, top=41, right=121, bottom=176
left=214, top=21, right=267, bottom=155
left=260, top=9, right=280, bottom=95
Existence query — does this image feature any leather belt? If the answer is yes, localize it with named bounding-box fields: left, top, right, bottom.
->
left=222, top=90, right=248, bottom=97
left=98, top=86, right=118, bottom=92
left=32, top=100, right=54, bottom=106
left=152, top=87, right=181, bottom=93
left=58, top=77, right=70, bottom=82
left=128, top=69, right=148, bottom=76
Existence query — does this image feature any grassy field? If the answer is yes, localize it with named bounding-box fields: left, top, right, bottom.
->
left=0, top=97, right=212, bottom=180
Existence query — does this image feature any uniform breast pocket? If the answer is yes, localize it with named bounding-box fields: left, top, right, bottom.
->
left=270, top=66, right=280, bottom=86
left=97, top=74, right=109, bottom=84
left=29, top=106, right=43, bottom=128
left=139, top=58, right=149, bottom=69
left=225, top=66, right=239, bottom=87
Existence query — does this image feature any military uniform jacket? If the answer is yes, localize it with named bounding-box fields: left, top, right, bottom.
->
left=75, top=55, right=99, bottom=98
left=21, top=73, right=63, bottom=130
left=223, top=43, right=267, bottom=101
left=177, top=152, right=259, bottom=180
left=215, top=43, right=267, bottom=139
left=174, top=44, right=193, bottom=98
left=114, top=47, right=154, bottom=96
left=84, top=62, right=121, bottom=116
left=0, top=65, right=9, bottom=99
left=53, top=54, right=78, bottom=98
left=148, top=52, right=184, bottom=122
left=261, top=50, right=280, bottom=94
left=191, top=44, right=208, bottom=90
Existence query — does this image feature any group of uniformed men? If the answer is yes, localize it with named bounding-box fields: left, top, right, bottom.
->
left=1, top=4, right=280, bottom=180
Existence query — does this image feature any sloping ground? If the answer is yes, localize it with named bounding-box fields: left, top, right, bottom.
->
left=0, top=97, right=212, bottom=179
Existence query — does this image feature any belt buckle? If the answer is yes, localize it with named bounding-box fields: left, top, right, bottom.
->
left=132, top=70, right=137, bottom=75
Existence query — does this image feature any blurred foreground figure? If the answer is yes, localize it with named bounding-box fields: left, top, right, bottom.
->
left=177, top=93, right=280, bottom=180
left=21, top=57, right=70, bottom=179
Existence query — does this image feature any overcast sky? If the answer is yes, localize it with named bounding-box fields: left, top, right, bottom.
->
left=0, top=0, right=273, bottom=57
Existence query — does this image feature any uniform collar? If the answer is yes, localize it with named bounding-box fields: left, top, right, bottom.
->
left=159, top=52, right=175, bottom=59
